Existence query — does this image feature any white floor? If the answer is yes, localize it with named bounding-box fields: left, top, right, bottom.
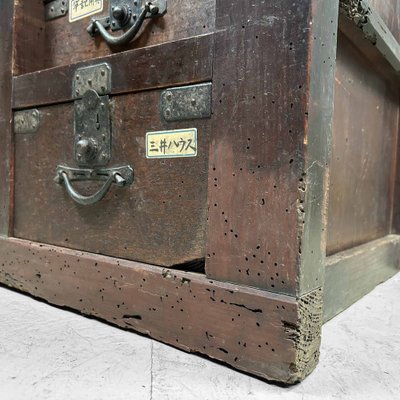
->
left=0, top=274, right=399, bottom=400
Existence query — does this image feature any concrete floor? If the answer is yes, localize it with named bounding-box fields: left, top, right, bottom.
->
left=0, top=274, right=399, bottom=400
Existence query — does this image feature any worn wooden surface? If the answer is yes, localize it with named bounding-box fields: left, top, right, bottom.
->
left=324, top=235, right=400, bottom=322
left=13, top=34, right=213, bottom=109
left=39, top=0, right=215, bottom=71
left=205, top=0, right=339, bottom=295
left=13, top=0, right=45, bottom=75
left=0, top=0, right=14, bottom=236
left=14, top=89, right=210, bottom=267
left=327, top=32, right=399, bottom=255
left=0, top=237, right=322, bottom=384
left=369, top=0, right=400, bottom=41
left=338, top=0, right=400, bottom=86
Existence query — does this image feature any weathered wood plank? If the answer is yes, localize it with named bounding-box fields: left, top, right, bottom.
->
left=0, top=0, right=15, bottom=236
left=327, top=32, right=399, bottom=255
left=13, top=90, right=210, bottom=267
left=0, top=237, right=321, bottom=384
left=12, top=0, right=45, bottom=75
left=12, top=34, right=214, bottom=109
left=323, top=235, right=400, bottom=322
left=205, top=0, right=339, bottom=296
left=339, top=0, right=400, bottom=84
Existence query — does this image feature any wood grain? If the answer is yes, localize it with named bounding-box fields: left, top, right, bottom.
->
left=0, top=237, right=321, bottom=384
left=13, top=34, right=214, bottom=109
left=14, top=89, right=211, bottom=267
left=0, top=0, right=15, bottom=236
left=327, top=33, right=399, bottom=255
left=206, top=0, right=339, bottom=296
left=40, top=0, right=215, bottom=70
left=324, top=234, right=400, bottom=322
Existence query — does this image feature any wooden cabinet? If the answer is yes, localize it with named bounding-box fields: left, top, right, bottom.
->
left=0, top=0, right=399, bottom=383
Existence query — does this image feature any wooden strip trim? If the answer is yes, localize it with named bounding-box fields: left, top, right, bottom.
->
left=0, top=0, right=15, bottom=236
left=339, top=0, right=400, bottom=82
left=323, top=234, right=400, bottom=322
left=12, top=34, right=214, bottom=110
left=0, top=237, right=321, bottom=384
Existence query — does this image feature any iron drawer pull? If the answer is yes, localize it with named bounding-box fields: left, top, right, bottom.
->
left=87, top=2, right=165, bottom=47
left=55, top=166, right=134, bottom=206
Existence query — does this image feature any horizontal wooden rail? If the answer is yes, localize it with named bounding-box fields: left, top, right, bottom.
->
left=339, top=0, right=400, bottom=84
left=12, top=34, right=214, bottom=110
left=324, top=234, right=400, bottom=322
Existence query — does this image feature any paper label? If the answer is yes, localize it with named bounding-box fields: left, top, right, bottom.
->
left=146, top=129, right=198, bottom=159
left=69, top=0, right=103, bottom=22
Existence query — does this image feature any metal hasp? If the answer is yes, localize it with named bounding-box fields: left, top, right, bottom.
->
left=14, top=109, right=41, bottom=134
left=161, top=83, right=212, bottom=122
left=87, top=0, right=167, bottom=46
left=44, top=0, right=69, bottom=21
left=55, top=63, right=134, bottom=205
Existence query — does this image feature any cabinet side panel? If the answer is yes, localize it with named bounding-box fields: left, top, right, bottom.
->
left=327, top=33, right=399, bottom=255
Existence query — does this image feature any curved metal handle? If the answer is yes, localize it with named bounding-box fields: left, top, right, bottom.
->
left=60, top=171, right=121, bottom=206
left=88, top=2, right=162, bottom=46
left=55, top=166, right=134, bottom=206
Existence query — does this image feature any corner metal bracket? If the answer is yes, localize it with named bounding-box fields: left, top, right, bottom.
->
left=44, top=0, right=69, bottom=21
left=14, top=109, right=41, bottom=134
left=160, top=83, right=212, bottom=122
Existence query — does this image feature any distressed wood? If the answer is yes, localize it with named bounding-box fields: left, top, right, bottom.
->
left=368, top=0, right=400, bottom=42
left=13, top=90, right=210, bottom=267
left=327, top=32, right=399, bottom=255
left=13, top=34, right=214, bottom=110
left=324, top=235, right=400, bottom=322
left=12, top=0, right=45, bottom=75
left=0, top=0, right=14, bottom=236
left=339, top=0, right=400, bottom=85
left=205, top=0, right=339, bottom=296
left=38, top=0, right=215, bottom=70
left=0, top=237, right=321, bottom=384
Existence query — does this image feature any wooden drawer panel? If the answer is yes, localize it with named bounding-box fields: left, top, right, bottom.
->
left=13, top=89, right=211, bottom=267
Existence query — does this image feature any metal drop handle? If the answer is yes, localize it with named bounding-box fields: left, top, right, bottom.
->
left=55, top=166, right=134, bottom=206
left=87, top=2, right=165, bottom=47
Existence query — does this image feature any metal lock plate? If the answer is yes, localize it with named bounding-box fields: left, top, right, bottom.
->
left=74, top=89, right=111, bottom=167
left=109, top=0, right=167, bottom=31
left=73, top=63, right=112, bottom=99
left=14, top=109, right=41, bottom=134
left=160, top=83, right=212, bottom=122
left=44, top=0, right=69, bottom=21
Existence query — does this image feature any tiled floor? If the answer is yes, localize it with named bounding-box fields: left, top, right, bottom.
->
left=0, top=274, right=399, bottom=400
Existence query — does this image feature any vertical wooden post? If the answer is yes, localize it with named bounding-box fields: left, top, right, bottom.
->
left=206, top=0, right=339, bottom=297
left=0, top=0, right=15, bottom=236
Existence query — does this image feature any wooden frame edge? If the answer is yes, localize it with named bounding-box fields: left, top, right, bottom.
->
left=0, top=236, right=321, bottom=384
left=323, top=234, right=400, bottom=322
left=12, top=33, right=214, bottom=110
left=0, top=0, right=15, bottom=236
left=339, top=0, right=400, bottom=84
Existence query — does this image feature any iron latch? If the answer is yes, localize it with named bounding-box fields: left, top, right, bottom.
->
left=55, top=63, right=134, bottom=205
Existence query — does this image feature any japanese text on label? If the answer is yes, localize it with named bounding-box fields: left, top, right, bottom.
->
left=146, top=129, right=198, bottom=159
left=69, top=0, right=103, bottom=22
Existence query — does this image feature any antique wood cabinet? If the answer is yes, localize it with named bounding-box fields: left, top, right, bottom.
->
left=0, top=0, right=399, bottom=383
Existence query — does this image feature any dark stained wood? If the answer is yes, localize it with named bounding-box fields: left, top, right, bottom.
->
left=0, top=237, right=322, bottom=384
left=0, top=0, right=15, bottom=236
left=13, top=34, right=214, bottom=110
left=324, top=234, right=400, bottom=322
left=327, top=33, right=399, bottom=255
left=205, top=0, right=339, bottom=296
left=13, top=0, right=45, bottom=75
left=14, top=89, right=210, bottom=267
left=39, top=0, right=215, bottom=70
